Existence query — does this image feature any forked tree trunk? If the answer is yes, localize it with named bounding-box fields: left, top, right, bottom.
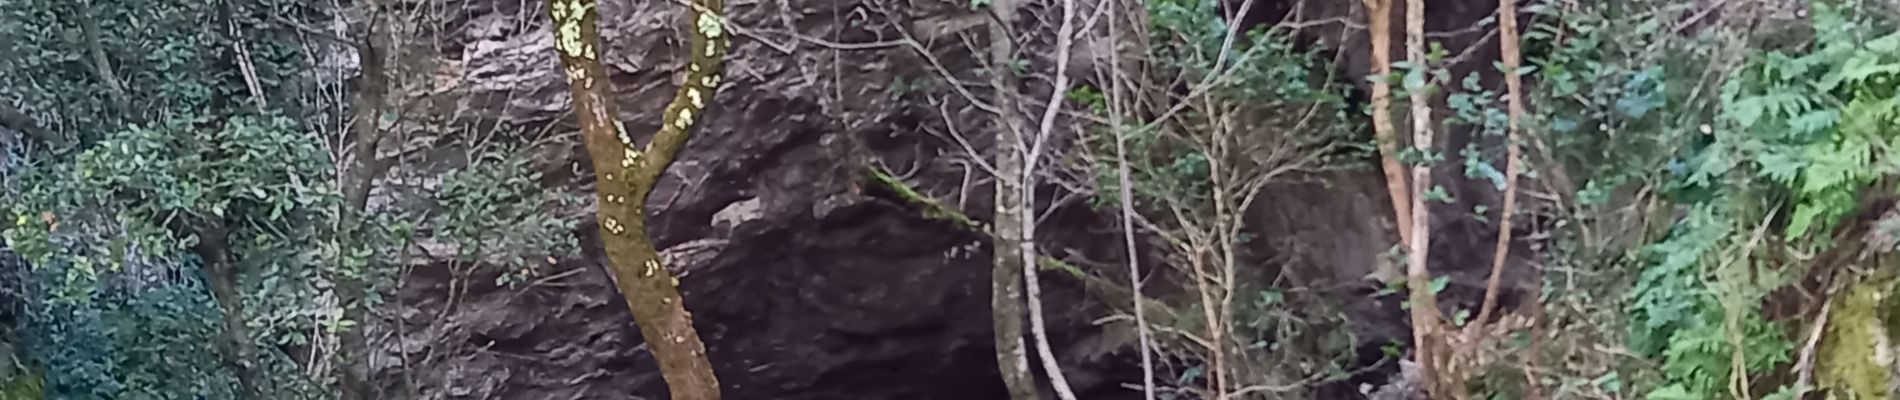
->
left=546, top=0, right=728, bottom=398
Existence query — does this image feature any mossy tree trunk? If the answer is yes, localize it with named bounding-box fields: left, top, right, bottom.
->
left=546, top=0, right=728, bottom=398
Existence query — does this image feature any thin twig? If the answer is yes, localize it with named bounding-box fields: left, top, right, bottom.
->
left=768, top=29, right=908, bottom=50
left=1792, top=292, right=1831, bottom=394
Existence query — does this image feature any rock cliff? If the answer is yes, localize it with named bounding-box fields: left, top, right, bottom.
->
left=360, top=0, right=1531, bottom=398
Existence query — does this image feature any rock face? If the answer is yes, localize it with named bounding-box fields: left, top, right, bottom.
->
left=367, top=0, right=1539, bottom=399
left=374, top=0, right=1128, bottom=399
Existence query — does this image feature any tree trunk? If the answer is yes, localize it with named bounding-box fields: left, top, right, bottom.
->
left=985, top=0, right=1039, bottom=397
left=335, top=10, right=389, bottom=399
left=1021, top=0, right=1079, bottom=396
left=1106, top=2, right=1157, bottom=397
left=188, top=220, right=261, bottom=398
left=1361, top=0, right=1412, bottom=248
left=77, top=0, right=130, bottom=122
left=547, top=0, right=727, bottom=398
left=1400, top=0, right=1451, bottom=396
left=1473, top=0, right=1527, bottom=335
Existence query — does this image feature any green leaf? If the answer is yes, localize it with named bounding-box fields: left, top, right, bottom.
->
left=1786, top=109, right=1840, bottom=135
left=1424, top=185, right=1455, bottom=203
left=1755, top=150, right=1804, bottom=184
left=1727, top=96, right=1769, bottom=127
left=1646, top=384, right=1699, bottom=400
left=1402, top=67, right=1429, bottom=93
left=1786, top=203, right=1824, bottom=238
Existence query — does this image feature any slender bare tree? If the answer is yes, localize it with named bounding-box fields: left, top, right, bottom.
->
left=1400, top=0, right=1450, bottom=396
left=985, top=0, right=1039, bottom=397
left=1019, top=0, right=1081, bottom=396
left=1106, top=1, right=1157, bottom=397
left=1473, top=0, right=1527, bottom=331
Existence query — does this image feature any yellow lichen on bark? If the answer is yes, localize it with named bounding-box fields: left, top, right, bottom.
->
left=547, top=0, right=729, bottom=398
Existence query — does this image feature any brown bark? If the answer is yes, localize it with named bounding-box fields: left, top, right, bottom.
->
left=77, top=0, right=130, bottom=121
left=336, top=7, right=390, bottom=399
left=1361, top=0, right=1413, bottom=248
left=0, top=103, right=59, bottom=150
left=184, top=220, right=262, bottom=398
left=547, top=0, right=727, bottom=398
left=1473, top=0, right=1527, bottom=334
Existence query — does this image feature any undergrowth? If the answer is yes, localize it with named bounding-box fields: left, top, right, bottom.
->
left=1533, top=0, right=1900, bottom=398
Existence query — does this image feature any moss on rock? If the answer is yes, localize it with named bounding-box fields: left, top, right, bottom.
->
left=1819, top=276, right=1900, bottom=399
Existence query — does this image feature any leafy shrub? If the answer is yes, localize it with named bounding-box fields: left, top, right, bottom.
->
left=436, top=147, right=579, bottom=286
left=4, top=114, right=338, bottom=399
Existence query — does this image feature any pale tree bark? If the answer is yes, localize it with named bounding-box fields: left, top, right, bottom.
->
left=547, top=0, right=728, bottom=398
left=1401, top=0, right=1449, bottom=396
left=987, top=0, right=1039, bottom=395
left=1020, top=0, right=1078, bottom=395
left=1106, top=1, right=1156, bottom=397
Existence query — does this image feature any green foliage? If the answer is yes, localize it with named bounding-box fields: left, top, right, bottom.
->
left=1521, top=2, right=1900, bottom=398
left=7, top=262, right=240, bottom=400
left=436, top=148, right=578, bottom=286
left=1720, top=3, right=1900, bottom=239
left=1630, top=206, right=1729, bottom=354
left=99, top=281, right=243, bottom=400
left=1073, top=0, right=1362, bottom=393
left=4, top=113, right=338, bottom=399
left=0, top=366, right=41, bottom=400
left=0, top=0, right=579, bottom=399
left=0, top=0, right=318, bottom=146
left=1087, top=0, right=1353, bottom=212
left=1520, top=1, right=1897, bottom=398
left=1646, top=304, right=1792, bottom=399
left=79, top=115, right=336, bottom=225
left=1525, top=0, right=1701, bottom=210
